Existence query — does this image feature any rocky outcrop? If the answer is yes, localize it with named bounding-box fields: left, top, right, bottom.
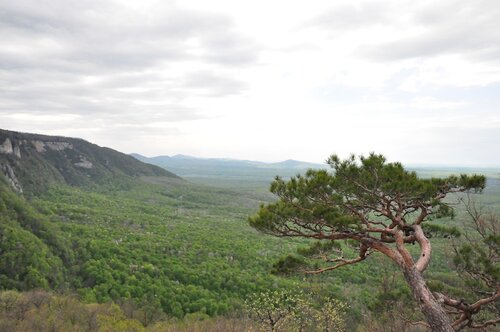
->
left=0, top=138, right=21, bottom=158
left=0, top=138, right=13, bottom=155
left=0, top=163, right=23, bottom=193
left=32, top=140, right=46, bottom=152
left=74, top=156, right=93, bottom=169
left=13, top=145, right=21, bottom=158
left=32, top=140, right=73, bottom=152
left=45, top=141, right=73, bottom=151
left=0, top=128, right=179, bottom=195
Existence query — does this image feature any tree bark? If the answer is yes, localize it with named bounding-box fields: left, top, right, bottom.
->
left=403, top=266, right=454, bottom=332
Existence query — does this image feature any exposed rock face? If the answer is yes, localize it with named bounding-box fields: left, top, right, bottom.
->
left=13, top=145, right=21, bottom=158
left=32, top=140, right=46, bottom=152
left=0, top=163, right=23, bottom=193
left=0, top=128, right=179, bottom=195
left=0, top=138, right=21, bottom=158
left=0, top=138, right=13, bottom=155
left=32, top=140, right=73, bottom=152
left=74, top=157, right=93, bottom=169
left=45, top=141, right=73, bottom=151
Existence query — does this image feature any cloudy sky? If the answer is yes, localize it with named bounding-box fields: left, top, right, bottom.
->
left=1, top=0, right=500, bottom=166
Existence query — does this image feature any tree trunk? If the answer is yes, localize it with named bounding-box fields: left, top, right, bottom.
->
left=403, top=266, right=454, bottom=332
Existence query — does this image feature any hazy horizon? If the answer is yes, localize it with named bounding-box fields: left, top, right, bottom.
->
left=1, top=0, right=500, bottom=167
left=133, top=150, right=500, bottom=169
left=2, top=126, right=500, bottom=168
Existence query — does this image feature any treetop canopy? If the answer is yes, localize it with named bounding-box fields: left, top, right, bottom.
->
left=249, top=153, right=485, bottom=238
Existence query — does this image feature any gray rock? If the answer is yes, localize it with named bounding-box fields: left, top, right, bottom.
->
left=0, top=138, right=13, bottom=155
left=13, top=145, right=21, bottom=158
left=46, top=141, right=73, bottom=151
left=74, top=156, right=93, bottom=169
left=32, top=140, right=46, bottom=152
left=0, top=163, right=23, bottom=193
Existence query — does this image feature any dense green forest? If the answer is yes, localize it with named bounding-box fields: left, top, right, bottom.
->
left=1, top=167, right=499, bottom=330
left=0, top=130, right=499, bottom=330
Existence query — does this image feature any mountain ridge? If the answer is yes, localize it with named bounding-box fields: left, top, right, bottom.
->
left=0, top=129, right=180, bottom=195
left=131, top=153, right=325, bottom=170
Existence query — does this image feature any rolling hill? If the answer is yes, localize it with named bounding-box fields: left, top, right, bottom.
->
left=131, top=153, right=326, bottom=191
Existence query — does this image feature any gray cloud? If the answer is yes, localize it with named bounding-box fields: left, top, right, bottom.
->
left=308, top=2, right=392, bottom=31
left=0, top=1, right=258, bottom=71
left=201, top=34, right=258, bottom=65
left=359, top=0, right=500, bottom=62
left=307, top=1, right=500, bottom=63
left=181, top=71, right=248, bottom=97
left=0, top=0, right=258, bottom=129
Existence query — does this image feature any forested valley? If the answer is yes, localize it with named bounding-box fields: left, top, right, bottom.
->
left=0, top=129, right=499, bottom=331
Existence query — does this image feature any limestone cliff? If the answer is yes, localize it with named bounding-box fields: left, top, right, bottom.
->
left=0, top=129, right=180, bottom=194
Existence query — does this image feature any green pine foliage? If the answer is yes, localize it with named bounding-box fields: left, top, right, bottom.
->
left=249, top=153, right=485, bottom=237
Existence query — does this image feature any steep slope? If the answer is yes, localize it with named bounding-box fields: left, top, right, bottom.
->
left=0, top=175, right=68, bottom=290
left=0, top=129, right=179, bottom=195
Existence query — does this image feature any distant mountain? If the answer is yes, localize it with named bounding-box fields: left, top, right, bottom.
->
left=131, top=153, right=326, bottom=185
left=269, top=159, right=323, bottom=169
left=132, top=154, right=324, bottom=170
left=0, top=129, right=179, bottom=195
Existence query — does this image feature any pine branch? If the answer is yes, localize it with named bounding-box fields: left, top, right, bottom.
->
left=304, top=246, right=372, bottom=275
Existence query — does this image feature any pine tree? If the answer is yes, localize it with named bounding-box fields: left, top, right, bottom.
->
left=249, top=153, right=492, bottom=331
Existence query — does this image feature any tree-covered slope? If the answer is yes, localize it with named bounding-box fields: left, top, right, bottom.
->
left=0, top=129, right=180, bottom=195
left=0, top=176, right=69, bottom=290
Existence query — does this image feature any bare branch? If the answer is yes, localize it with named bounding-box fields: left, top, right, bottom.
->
left=435, top=291, right=500, bottom=331
left=470, top=317, right=500, bottom=329
left=404, top=320, right=430, bottom=329
left=305, top=246, right=372, bottom=275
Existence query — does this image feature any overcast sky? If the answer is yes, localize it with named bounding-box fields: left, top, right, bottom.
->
left=1, top=0, right=500, bottom=166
